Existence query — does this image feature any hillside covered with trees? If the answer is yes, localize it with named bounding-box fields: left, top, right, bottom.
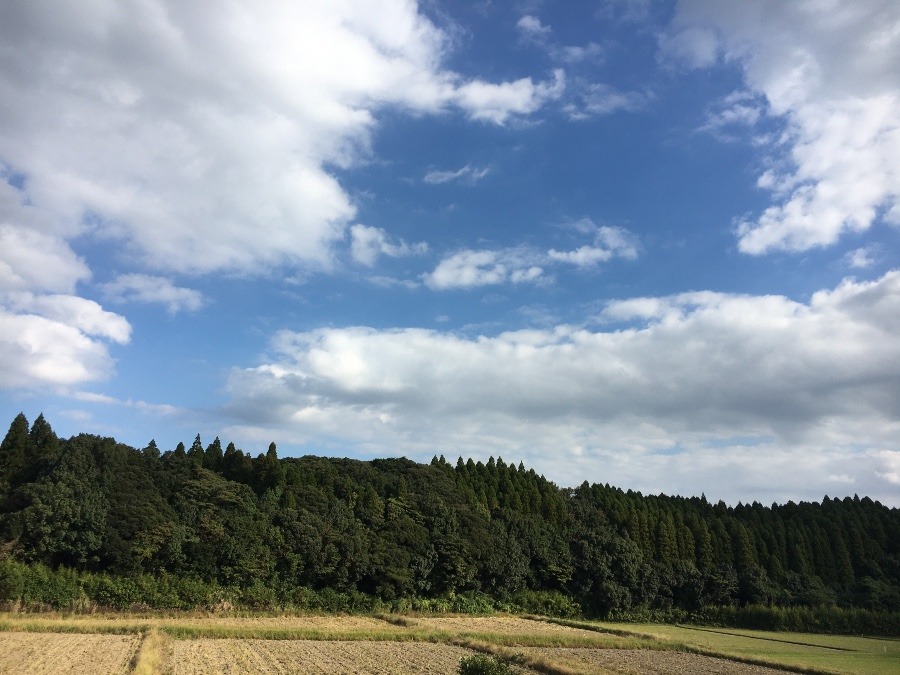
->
left=1, top=414, right=898, bottom=632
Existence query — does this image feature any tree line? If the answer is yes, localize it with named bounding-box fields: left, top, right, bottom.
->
left=0, top=413, right=897, bottom=631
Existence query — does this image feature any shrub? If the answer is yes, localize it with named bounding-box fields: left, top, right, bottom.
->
left=22, top=563, right=85, bottom=609
left=510, top=589, right=582, bottom=618
left=458, top=654, right=512, bottom=675
left=238, top=580, right=277, bottom=610
left=82, top=573, right=142, bottom=609
left=0, top=558, right=26, bottom=602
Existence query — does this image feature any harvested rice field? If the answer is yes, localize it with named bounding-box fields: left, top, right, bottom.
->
left=0, top=631, right=139, bottom=674
left=172, top=639, right=479, bottom=675
left=10, top=612, right=894, bottom=674
left=516, top=646, right=796, bottom=675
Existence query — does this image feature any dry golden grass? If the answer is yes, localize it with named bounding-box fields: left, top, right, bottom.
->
left=406, top=615, right=606, bottom=639
left=131, top=629, right=171, bottom=675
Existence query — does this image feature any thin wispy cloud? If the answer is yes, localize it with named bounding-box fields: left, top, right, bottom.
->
left=350, top=225, right=428, bottom=267
left=101, top=274, right=204, bottom=314
left=423, top=164, right=491, bottom=185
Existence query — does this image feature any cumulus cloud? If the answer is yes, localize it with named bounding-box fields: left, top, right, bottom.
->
left=423, top=164, right=491, bottom=185
left=517, top=15, right=552, bottom=41
left=0, top=174, right=129, bottom=389
left=426, top=223, right=639, bottom=289
left=0, top=0, right=564, bottom=277
left=549, top=224, right=640, bottom=266
left=349, top=225, right=428, bottom=267
left=0, top=225, right=90, bottom=294
left=666, top=0, right=900, bottom=253
left=424, top=248, right=544, bottom=290
left=223, top=270, right=900, bottom=504
left=100, top=274, right=204, bottom=314
left=845, top=245, right=880, bottom=269
left=0, top=294, right=130, bottom=389
left=454, top=70, right=566, bottom=124
left=0, top=0, right=570, bottom=394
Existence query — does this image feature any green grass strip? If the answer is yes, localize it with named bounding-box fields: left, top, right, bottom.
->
left=675, top=624, right=857, bottom=652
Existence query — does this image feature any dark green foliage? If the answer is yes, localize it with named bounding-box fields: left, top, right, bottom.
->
left=0, top=413, right=898, bottom=633
left=0, top=413, right=30, bottom=493
left=458, top=654, right=512, bottom=675
left=10, top=437, right=107, bottom=568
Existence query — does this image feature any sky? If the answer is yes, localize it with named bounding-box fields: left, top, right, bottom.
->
left=0, top=0, right=898, bottom=507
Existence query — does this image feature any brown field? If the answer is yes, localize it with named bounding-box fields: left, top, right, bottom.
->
left=517, top=647, right=797, bottom=675
left=172, top=639, right=480, bottom=675
left=0, top=613, right=820, bottom=674
left=0, top=631, right=139, bottom=674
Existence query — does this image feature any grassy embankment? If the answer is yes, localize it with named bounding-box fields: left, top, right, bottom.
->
left=550, top=618, right=900, bottom=675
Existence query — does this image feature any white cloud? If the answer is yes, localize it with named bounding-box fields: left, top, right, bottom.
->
left=0, top=223, right=90, bottom=294
left=547, top=246, right=617, bottom=266
left=517, top=12, right=604, bottom=66
left=874, top=449, right=900, bottom=486
left=4, top=293, right=130, bottom=344
left=845, top=245, right=880, bottom=269
left=424, top=248, right=545, bottom=290
left=666, top=0, right=900, bottom=253
left=349, top=224, right=428, bottom=267
left=564, top=83, right=651, bottom=119
left=100, top=273, right=204, bottom=314
left=699, top=90, right=766, bottom=141
left=423, top=164, right=491, bottom=185
left=548, top=222, right=640, bottom=266
left=71, top=390, right=180, bottom=417
left=0, top=168, right=130, bottom=388
left=517, top=15, right=552, bottom=41
left=224, top=270, right=900, bottom=504
left=426, top=223, right=638, bottom=288
left=0, top=294, right=130, bottom=389
left=454, top=70, right=566, bottom=124
left=556, top=43, right=606, bottom=64
left=0, top=0, right=563, bottom=277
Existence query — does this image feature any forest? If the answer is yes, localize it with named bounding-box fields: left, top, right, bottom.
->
left=0, top=413, right=898, bottom=633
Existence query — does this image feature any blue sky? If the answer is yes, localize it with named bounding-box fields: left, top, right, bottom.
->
left=1, top=0, right=898, bottom=505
